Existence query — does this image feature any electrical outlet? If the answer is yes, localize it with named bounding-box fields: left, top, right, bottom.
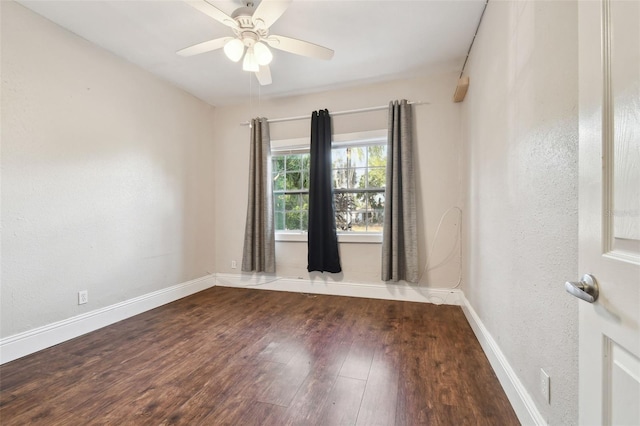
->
left=78, top=290, right=88, bottom=305
left=231, top=260, right=237, bottom=269
left=540, top=368, right=550, bottom=404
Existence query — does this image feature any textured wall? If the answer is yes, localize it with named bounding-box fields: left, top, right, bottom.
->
left=461, top=1, right=579, bottom=423
left=1, top=2, right=217, bottom=338
left=212, top=73, right=464, bottom=289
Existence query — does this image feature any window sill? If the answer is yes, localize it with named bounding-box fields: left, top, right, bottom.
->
left=275, top=232, right=382, bottom=244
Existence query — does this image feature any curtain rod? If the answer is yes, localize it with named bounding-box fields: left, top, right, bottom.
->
left=240, top=101, right=429, bottom=126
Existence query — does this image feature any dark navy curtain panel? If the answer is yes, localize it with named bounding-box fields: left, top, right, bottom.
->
left=307, top=109, right=342, bottom=273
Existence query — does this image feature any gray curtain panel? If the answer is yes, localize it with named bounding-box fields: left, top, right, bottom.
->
left=242, top=118, right=276, bottom=273
left=381, top=100, right=418, bottom=282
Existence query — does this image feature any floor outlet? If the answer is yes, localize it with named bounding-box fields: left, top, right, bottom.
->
left=78, top=290, right=88, bottom=305
left=540, top=368, right=550, bottom=404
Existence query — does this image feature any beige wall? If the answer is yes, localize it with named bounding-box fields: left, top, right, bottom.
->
left=1, top=1, right=464, bottom=338
left=1, top=3, right=582, bottom=423
left=212, top=73, right=465, bottom=288
left=461, top=1, right=579, bottom=423
left=1, top=2, right=217, bottom=337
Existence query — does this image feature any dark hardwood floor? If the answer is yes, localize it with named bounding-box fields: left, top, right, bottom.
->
left=0, top=287, right=519, bottom=425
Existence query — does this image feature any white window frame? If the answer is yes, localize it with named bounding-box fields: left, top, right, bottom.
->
left=272, top=129, right=387, bottom=244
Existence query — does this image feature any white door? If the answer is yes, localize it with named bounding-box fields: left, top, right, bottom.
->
left=576, top=0, right=640, bottom=424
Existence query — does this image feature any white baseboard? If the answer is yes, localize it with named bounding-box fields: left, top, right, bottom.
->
left=0, top=275, right=215, bottom=365
left=460, top=295, right=546, bottom=426
left=215, top=273, right=463, bottom=306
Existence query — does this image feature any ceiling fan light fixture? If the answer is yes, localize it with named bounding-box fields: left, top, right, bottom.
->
left=242, top=47, right=259, bottom=72
left=180, top=0, right=334, bottom=86
left=224, top=38, right=245, bottom=62
left=253, top=42, right=273, bottom=66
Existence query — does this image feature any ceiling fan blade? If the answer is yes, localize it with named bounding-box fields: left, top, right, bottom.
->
left=177, top=37, right=233, bottom=57
left=255, top=65, right=272, bottom=86
left=265, top=35, right=334, bottom=60
left=184, top=0, right=238, bottom=29
left=252, top=0, right=292, bottom=29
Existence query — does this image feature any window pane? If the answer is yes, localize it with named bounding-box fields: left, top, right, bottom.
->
left=285, top=211, right=301, bottom=230
left=301, top=211, right=309, bottom=231
left=352, top=167, right=366, bottom=189
left=334, top=192, right=356, bottom=231
left=371, top=191, right=385, bottom=210
left=302, top=154, right=310, bottom=171
left=334, top=168, right=364, bottom=189
left=368, top=167, right=386, bottom=189
left=286, top=172, right=302, bottom=190
left=274, top=194, right=285, bottom=211
left=275, top=212, right=285, bottom=230
left=368, top=145, right=387, bottom=167
left=286, top=155, right=301, bottom=171
left=334, top=191, right=392, bottom=232
left=284, top=194, right=300, bottom=210
left=352, top=168, right=363, bottom=189
left=370, top=192, right=385, bottom=232
left=302, top=171, right=309, bottom=189
left=274, top=156, right=285, bottom=172
left=273, top=173, right=285, bottom=191
left=350, top=147, right=367, bottom=168
left=332, top=148, right=347, bottom=168
left=357, top=193, right=369, bottom=232
left=353, top=193, right=367, bottom=211
left=333, top=169, right=348, bottom=189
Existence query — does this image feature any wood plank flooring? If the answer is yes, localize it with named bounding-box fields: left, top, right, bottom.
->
left=0, top=287, right=519, bottom=425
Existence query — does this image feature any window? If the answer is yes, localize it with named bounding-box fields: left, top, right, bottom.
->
left=272, top=130, right=387, bottom=240
left=332, top=143, right=386, bottom=232
left=273, top=153, right=310, bottom=232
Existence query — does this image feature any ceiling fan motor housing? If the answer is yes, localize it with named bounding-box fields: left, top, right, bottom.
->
left=231, top=5, right=269, bottom=46
left=232, top=6, right=256, bottom=27
left=240, top=31, right=260, bottom=47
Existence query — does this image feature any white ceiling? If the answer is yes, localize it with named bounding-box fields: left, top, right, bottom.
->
left=17, top=0, right=486, bottom=106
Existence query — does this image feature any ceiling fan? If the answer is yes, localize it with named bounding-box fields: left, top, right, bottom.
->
left=178, top=0, right=334, bottom=85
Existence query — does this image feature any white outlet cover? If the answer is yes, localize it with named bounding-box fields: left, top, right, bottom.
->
left=540, top=368, right=550, bottom=404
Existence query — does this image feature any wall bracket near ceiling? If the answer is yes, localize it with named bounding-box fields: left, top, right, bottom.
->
left=453, top=0, right=489, bottom=103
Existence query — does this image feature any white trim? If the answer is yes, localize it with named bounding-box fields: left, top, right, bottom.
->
left=460, top=295, right=547, bottom=426
left=332, top=129, right=387, bottom=146
left=0, top=275, right=215, bottom=365
left=271, top=129, right=387, bottom=151
left=270, top=136, right=309, bottom=152
left=275, top=231, right=309, bottom=242
left=275, top=231, right=382, bottom=244
left=337, top=233, right=382, bottom=243
left=215, top=273, right=462, bottom=306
